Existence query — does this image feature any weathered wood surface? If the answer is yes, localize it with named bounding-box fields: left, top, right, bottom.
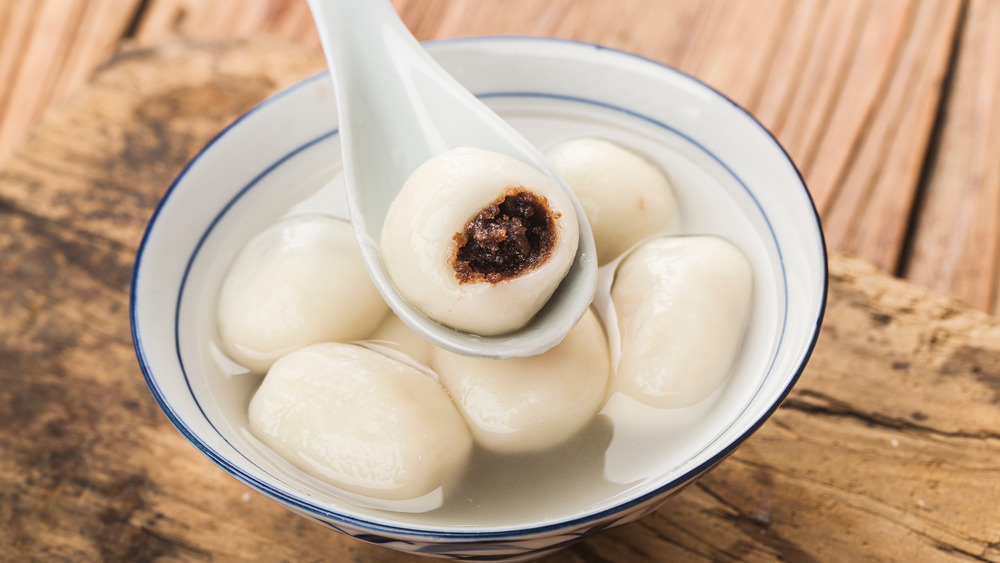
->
left=1, top=37, right=999, bottom=563
left=3, top=0, right=1000, bottom=318
left=905, top=0, right=1000, bottom=315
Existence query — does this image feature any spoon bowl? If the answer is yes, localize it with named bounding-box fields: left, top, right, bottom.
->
left=307, top=0, right=598, bottom=359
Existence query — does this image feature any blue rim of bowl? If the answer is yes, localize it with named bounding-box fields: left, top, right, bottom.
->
left=131, top=35, right=828, bottom=541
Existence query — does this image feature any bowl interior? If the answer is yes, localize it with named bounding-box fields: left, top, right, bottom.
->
left=132, top=37, right=826, bottom=536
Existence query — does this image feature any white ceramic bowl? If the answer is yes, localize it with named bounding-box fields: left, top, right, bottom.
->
left=131, top=37, right=827, bottom=560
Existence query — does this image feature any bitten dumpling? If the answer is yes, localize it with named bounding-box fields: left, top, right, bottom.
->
left=217, top=215, right=388, bottom=373
left=432, top=309, right=609, bottom=453
left=611, top=236, right=752, bottom=408
left=546, top=137, right=676, bottom=264
left=380, top=147, right=579, bottom=335
left=248, top=342, right=473, bottom=501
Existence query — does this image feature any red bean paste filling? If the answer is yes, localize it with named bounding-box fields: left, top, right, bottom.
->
left=451, top=189, right=559, bottom=284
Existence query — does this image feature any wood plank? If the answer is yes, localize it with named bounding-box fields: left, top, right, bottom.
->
left=820, top=0, right=962, bottom=273
left=751, top=0, right=963, bottom=274
left=0, top=0, right=84, bottom=162
left=0, top=37, right=324, bottom=249
left=0, top=2, right=41, bottom=146
left=769, top=0, right=870, bottom=173
left=1, top=0, right=968, bottom=282
left=132, top=0, right=320, bottom=50
left=385, top=0, right=962, bottom=277
left=46, top=0, right=141, bottom=104
left=0, top=0, right=139, bottom=164
left=2, top=37, right=999, bottom=563
left=905, top=0, right=1000, bottom=316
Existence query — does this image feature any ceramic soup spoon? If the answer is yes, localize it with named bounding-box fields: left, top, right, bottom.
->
left=307, top=0, right=598, bottom=358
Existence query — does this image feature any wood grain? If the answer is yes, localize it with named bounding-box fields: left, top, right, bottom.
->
left=132, top=0, right=319, bottom=50
left=0, top=0, right=139, bottom=165
left=0, top=37, right=322, bottom=250
left=2, top=37, right=999, bottom=563
left=906, top=0, right=1000, bottom=316
left=4, top=0, right=992, bottom=321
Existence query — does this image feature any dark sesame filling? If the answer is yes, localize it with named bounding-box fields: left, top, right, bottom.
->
left=451, top=189, right=558, bottom=284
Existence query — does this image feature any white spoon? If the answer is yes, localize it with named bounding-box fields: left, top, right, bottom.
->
left=307, top=0, right=597, bottom=359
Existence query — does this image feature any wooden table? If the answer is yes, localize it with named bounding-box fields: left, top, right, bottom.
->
left=1, top=1, right=998, bottom=561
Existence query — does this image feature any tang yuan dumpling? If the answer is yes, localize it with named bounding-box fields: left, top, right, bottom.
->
left=364, top=313, right=433, bottom=367
left=217, top=215, right=388, bottom=373
left=611, top=236, right=752, bottom=408
left=546, top=138, right=676, bottom=264
left=380, top=147, right=579, bottom=335
left=432, top=309, right=609, bottom=453
left=248, top=342, right=473, bottom=501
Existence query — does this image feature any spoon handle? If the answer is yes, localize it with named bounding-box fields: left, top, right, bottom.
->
left=307, top=0, right=554, bottom=237
left=307, top=0, right=425, bottom=237
left=306, top=0, right=599, bottom=359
